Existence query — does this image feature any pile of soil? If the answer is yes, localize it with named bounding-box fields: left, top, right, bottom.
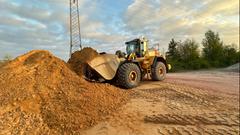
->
left=0, top=50, right=128, bottom=134
left=68, top=47, right=99, bottom=76
left=223, top=63, right=239, bottom=72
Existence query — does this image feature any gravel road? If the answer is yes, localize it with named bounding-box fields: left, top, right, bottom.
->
left=83, top=70, right=239, bottom=135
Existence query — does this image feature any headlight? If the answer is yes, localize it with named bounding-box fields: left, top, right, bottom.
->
left=168, top=64, right=172, bottom=70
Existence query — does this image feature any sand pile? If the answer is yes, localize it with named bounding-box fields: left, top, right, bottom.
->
left=223, top=63, right=239, bottom=72
left=0, top=50, right=128, bottom=134
left=68, top=47, right=99, bottom=76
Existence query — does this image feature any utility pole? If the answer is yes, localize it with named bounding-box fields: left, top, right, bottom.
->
left=69, top=0, right=82, bottom=56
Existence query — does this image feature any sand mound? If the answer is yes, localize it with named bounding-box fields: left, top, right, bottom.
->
left=0, top=50, right=128, bottom=134
left=68, top=47, right=99, bottom=76
left=223, top=63, right=239, bottom=72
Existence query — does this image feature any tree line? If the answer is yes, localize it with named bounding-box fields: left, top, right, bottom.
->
left=166, top=30, right=240, bottom=72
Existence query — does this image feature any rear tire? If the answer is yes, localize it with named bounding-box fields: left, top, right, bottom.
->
left=116, top=63, right=141, bottom=89
left=152, top=62, right=166, bottom=81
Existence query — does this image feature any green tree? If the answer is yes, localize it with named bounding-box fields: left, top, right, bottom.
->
left=222, top=44, right=239, bottom=66
left=166, top=38, right=179, bottom=60
left=202, top=30, right=224, bottom=67
left=178, top=39, right=199, bottom=61
left=3, top=54, right=12, bottom=61
left=178, top=39, right=201, bottom=69
left=166, top=38, right=204, bottom=71
left=166, top=39, right=185, bottom=71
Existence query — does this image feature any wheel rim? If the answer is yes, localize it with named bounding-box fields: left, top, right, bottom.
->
left=129, top=71, right=137, bottom=82
left=159, top=67, right=164, bottom=75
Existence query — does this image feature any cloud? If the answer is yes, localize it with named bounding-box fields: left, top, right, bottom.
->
left=1, top=0, right=131, bottom=59
left=0, top=0, right=112, bottom=60
left=0, top=0, right=239, bottom=60
left=124, top=0, right=239, bottom=48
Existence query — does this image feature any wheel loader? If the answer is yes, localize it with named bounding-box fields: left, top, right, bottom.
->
left=85, top=37, right=171, bottom=89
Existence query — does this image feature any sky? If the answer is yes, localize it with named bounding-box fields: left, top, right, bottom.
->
left=0, top=0, right=239, bottom=60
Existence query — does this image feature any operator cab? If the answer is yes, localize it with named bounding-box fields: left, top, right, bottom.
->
left=125, top=37, right=149, bottom=57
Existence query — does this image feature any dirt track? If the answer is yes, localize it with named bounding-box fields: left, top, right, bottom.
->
left=83, top=71, right=239, bottom=135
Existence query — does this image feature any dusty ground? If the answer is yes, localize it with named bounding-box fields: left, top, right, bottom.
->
left=83, top=70, right=239, bottom=135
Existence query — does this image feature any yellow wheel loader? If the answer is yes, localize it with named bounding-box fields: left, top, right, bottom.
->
left=86, top=37, right=171, bottom=89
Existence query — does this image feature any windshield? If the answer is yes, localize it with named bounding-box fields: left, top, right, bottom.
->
left=126, top=44, right=136, bottom=54
left=126, top=41, right=139, bottom=55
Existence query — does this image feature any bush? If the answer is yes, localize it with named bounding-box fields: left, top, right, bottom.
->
left=167, top=60, right=186, bottom=72
left=198, top=59, right=211, bottom=69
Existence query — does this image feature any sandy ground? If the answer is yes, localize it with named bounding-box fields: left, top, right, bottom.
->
left=82, top=70, right=239, bottom=135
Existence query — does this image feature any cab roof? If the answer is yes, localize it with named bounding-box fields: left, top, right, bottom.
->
left=125, top=39, right=140, bottom=44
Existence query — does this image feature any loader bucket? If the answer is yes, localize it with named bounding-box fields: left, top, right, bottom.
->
left=87, top=54, right=121, bottom=80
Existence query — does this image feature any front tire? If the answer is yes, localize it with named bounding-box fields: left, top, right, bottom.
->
left=152, top=62, right=166, bottom=81
left=116, top=63, right=141, bottom=89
